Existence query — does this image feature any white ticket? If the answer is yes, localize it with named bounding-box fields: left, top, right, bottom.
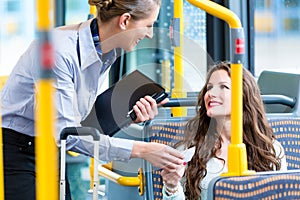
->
left=182, top=146, right=196, bottom=163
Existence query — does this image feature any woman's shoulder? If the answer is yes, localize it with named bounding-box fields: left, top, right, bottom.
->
left=52, top=20, right=92, bottom=47
left=273, top=139, right=284, bottom=154
left=54, top=19, right=91, bottom=33
left=272, top=139, right=288, bottom=171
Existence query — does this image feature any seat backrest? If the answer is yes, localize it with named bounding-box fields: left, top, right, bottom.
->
left=208, top=118, right=300, bottom=199
left=269, top=118, right=300, bottom=170
left=144, top=117, right=189, bottom=200
left=144, top=117, right=300, bottom=199
left=258, top=71, right=300, bottom=114
left=208, top=170, right=300, bottom=200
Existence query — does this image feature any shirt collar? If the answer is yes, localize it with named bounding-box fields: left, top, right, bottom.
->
left=77, top=19, right=117, bottom=71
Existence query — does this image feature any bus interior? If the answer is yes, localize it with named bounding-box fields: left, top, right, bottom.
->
left=1, top=0, right=300, bottom=199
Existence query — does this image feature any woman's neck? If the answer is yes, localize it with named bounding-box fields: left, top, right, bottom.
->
left=97, top=18, right=120, bottom=53
left=215, top=117, right=231, bottom=163
left=216, top=117, right=231, bottom=143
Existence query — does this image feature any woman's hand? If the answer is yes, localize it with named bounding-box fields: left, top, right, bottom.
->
left=131, top=141, right=184, bottom=171
left=161, top=163, right=186, bottom=189
left=133, top=95, right=169, bottom=123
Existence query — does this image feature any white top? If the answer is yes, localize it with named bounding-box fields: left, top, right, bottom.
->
left=162, top=139, right=287, bottom=200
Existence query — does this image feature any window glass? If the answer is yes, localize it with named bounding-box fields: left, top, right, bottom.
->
left=0, top=0, right=90, bottom=76
left=0, top=0, right=35, bottom=75
left=65, top=0, right=90, bottom=24
left=129, top=0, right=207, bottom=93
left=254, top=0, right=300, bottom=76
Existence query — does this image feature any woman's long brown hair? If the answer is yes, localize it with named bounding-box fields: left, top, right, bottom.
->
left=179, top=62, right=281, bottom=199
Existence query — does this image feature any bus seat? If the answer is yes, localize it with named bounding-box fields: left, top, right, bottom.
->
left=269, top=118, right=300, bottom=170
left=144, top=118, right=189, bottom=200
left=258, top=71, right=300, bottom=115
left=144, top=117, right=300, bottom=199
left=207, top=170, right=300, bottom=200
left=207, top=118, right=300, bottom=199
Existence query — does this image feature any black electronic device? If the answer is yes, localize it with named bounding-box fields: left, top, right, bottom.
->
left=95, top=70, right=168, bottom=136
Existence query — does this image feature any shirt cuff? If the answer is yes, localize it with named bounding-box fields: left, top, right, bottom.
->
left=66, top=134, right=134, bottom=162
left=107, top=136, right=134, bottom=162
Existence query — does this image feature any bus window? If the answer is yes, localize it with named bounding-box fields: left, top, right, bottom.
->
left=127, top=0, right=207, bottom=93
left=0, top=0, right=90, bottom=77
left=254, top=0, right=300, bottom=76
left=65, top=0, right=89, bottom=24
left=0, top=0, right=35, bottom=76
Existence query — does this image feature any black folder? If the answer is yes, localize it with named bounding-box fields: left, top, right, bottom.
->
left=95, top=70, right=168, bottom=136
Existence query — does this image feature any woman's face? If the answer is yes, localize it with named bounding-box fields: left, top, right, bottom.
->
left=204, top=69, right=231, bottom=118
left=121, top=5, right=160, bottom=51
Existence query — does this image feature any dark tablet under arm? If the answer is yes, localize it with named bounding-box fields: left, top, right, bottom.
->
left=95, top=70, right=168, bottom=136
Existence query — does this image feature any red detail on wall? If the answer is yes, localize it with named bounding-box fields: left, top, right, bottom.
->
left=235, top=38, right=245, bottom=54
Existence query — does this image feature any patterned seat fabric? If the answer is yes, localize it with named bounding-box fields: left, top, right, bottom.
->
left=147, top=118, right=300, bottom=199
left=212, top=170, right=300, bottom=200
left=147, top=118, right=188, bottom=200
left=210, top=118, right=300, bottom=199
left=269, top=118, right=300, bottom=170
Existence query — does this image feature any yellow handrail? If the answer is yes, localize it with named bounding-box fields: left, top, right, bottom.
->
left=187, top=0, right=241, bottom=28
left=187, top=0, right=255, bottom=176
left=171, top=0, right=187, bottom=117
left=0, top=76, right=8, bottom=199
left=88, top=5, right=97, bottom=19
left=36, top=0, right=58, bottom=199
left=90, top=5, right=97, bottom=17
left=98, top=165, right=145, bottom=196
left=88, top=4, right=97, bottom=189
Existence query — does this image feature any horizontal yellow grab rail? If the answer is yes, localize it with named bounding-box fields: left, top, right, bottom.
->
left=98, top=165, right=144, bottom=195
left=187, top=0, right=241, bottom=28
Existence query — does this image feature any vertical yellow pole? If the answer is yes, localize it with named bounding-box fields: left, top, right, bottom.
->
left=89, top=158, right=95, bottom=189
left=0, top=90, right=4, bottom=199
left=88, top=5, right=97, bottom=19
left=36, top=0, right=58, bottom=200
left=90, top=5, right=97, bottom=16
left=171, top=0, right=187, bottom=117
left=225, top=63, right=250, bottom=175
left=37, top=1, right=51, bottom=30
left=88, top=4, right=98, bottom=190
left=0, top=76, right=8, bottom=199
left=231, top=63, right=243, bottom=145
left=36, top=82, right=58, bottom=200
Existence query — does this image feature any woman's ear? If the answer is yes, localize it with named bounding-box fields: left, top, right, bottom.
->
left=119, top=13, right=131, bottom=30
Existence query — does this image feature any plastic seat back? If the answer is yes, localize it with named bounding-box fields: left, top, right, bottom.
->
left=258, top=71, right=300, bottom=114
left=208, top=170, right=300, bottom=199
left=269, top=118, right=300, bottom=170
left=208, top=118, right=300, bottom=199
left=144, top=118, right=189, bottom=200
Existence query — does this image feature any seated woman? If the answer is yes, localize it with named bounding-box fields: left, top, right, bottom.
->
left=161, top=61, right=287, bottom=200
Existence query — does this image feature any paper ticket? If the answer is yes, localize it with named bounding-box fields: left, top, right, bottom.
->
left=182, top=146, right=196, bottom=163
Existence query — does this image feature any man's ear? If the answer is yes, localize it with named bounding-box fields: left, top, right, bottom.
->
left=119, top=13, right=131, bottom=30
